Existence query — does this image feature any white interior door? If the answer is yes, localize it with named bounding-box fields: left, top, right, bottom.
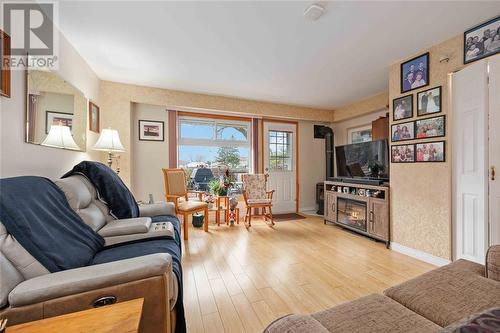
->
left=489, top=57, right=500, bottom=246
left=453, top=60, right=489, bottom=264
left=263, top=122, right=297, bottom=214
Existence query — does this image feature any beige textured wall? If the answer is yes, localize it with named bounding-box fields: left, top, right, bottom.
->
left=333, top=91, right=389, bottom=122
left=131, top=103, right=169, bottom=202
left=389, top=35, right=466, bottom=260
left=99, top=80, right=334, bottom=186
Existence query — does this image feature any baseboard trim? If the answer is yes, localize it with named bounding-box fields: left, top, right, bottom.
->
left=390, top=242, right=451, bottom=267
left=299, top=206, right=316, bottom=213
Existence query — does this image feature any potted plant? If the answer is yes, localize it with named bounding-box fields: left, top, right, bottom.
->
left=209, top=169, right=235, bottom=197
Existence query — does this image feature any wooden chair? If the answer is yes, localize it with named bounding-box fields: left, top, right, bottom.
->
left=162, top=168, right=208, bottom=240
left=241, top=174, right=275, bottom=227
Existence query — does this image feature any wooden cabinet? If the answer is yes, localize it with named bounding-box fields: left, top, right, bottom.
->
left=324, top=181, right=390, bottom=248
left=368, top=198, right=389, bottom=240
left=325, top=191, right=337, bottom=223
left=372, top=115, right=389, bottom=140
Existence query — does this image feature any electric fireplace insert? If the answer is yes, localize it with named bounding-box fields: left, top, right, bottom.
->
left=336, top=197, right=367, bottom=232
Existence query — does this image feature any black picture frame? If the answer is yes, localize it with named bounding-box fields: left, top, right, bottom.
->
left=400, top=52, right=430, bottom=93
left=391, top=120, right=415, bottom=142
left=417, top=86, right=442, bottom=117
left=464, top=15, right=500, bottom=64
left=139, top=119, right=165, bottom=141
left=392, top=94, right=413, bottom=121
left=45, top=111, right=73, bottom=134
left=415, top=140, right=446, bottom=163
left=415, top=115, right=446, bottom=139
left=391, top=144, right=415, bottom=163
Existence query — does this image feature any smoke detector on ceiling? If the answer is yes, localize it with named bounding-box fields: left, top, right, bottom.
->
left=304, top=4, right=325, bottom=21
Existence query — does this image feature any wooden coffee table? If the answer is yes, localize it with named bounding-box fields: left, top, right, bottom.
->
left=6, top=299, right=143, bottom=333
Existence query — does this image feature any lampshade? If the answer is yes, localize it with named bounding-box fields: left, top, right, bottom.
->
left=41, top=125, right=80, bottom=150
left=93, top=128, right=125, bottom=152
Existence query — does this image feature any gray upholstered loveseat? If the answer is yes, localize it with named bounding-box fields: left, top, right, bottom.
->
left=0, top=174, right=183, bottom=333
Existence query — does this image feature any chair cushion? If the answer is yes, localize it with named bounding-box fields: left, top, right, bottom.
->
left=247, top=198, right=272, bottom=205
left=165, top=170, right=187, bottom=196
left=177, top=200, right=207, bottom=212
left=384, top=259, right=500, bottom=327
left=486, top=245, right=500, bottom=282
left=242, top=174, right=267, bottom=199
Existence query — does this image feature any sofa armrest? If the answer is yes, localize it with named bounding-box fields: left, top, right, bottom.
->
left=8, top=253, right=172, bottom=307
left=486, top=245, right=500, bottom=282
left=98, top=217, right=152, bottom=237
left=139, top=202, right=176, bottom=217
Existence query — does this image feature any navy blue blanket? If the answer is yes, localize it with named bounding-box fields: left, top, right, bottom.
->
left=0, top=176, right=104, bottom=271
left=62, top=161, right=139, bottom=219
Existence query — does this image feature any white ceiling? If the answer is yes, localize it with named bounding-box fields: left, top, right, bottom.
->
left=58, top=1, right=500, bottom=109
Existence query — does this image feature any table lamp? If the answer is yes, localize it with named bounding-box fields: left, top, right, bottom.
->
left=41, top=124, right=80, bottom=150
left=93, top=128, right=125, bottom=172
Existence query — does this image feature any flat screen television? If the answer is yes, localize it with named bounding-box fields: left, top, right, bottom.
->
left=335, top=139, right=389, bottom=180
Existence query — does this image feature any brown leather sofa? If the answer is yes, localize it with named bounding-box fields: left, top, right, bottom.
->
left=264, top=245, right=500, bottom=333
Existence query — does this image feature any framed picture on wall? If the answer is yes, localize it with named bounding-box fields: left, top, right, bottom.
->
left=416, top=141, right=445, bottom=162
left=393, top=94, right=413, bottom=121
left=347, top=124, right=372, bottom=144
left=391, top=121, right=415, bottom=142
left=89, top=101, right=100, bottom=133
left=391, top=144, right=415, bottom=163
left=417, top=86, right=441, bottom=116
left=400, top=52, right=429, bottom=93
left=415, top=115, right=445, bottom=139
left=1, top=29, right=11, bottom=98
left=464, top=15, right=500, bottom=64
left=139, top=120, right=164, bottom=141
left=46, top=111, right=73, bottom=134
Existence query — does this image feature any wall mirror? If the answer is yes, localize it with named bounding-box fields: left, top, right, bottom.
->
left=26, top=69, right=87, bottom=151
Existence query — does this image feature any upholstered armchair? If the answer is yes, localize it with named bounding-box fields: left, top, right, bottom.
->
left=162, top=168, right=208, bottom=239
left=241, top=174, right=275, bottom=227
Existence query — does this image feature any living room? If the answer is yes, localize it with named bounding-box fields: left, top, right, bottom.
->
left=1, top=2, right=500, bottom=333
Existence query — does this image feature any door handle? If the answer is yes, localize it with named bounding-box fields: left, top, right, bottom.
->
left=492, top=166, right=496, bottom=181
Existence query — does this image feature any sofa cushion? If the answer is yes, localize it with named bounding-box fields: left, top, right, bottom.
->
left=0, top=176, right=104, bottom=272
left=310, top=294, right=441, bottom=333
left=55, top=175, right=111, bottom=231
left=0, top=252, right=24, bottom=308
left=264, top=314, right=330, bottom=333
left=486, top=245, right=500, bottom=282
left=384, top=259, right=500, bottom=327
left=438, top=307, right=500, bottom=332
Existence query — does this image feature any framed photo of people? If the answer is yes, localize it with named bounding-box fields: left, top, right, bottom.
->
left=400, top=52, right=429, bottom=93
left=391, top=121, right=415, bottom=142
left=464, top=15, right=500, bottom=64
left=391, top=144, right=415, bottom=163
left=417, top=86, right=441, bottom=117
left=393, top=94, right=413, bottom=121
left=415, top=116, right=445, bottom=139
left=415, top=141, right=445, bottom=162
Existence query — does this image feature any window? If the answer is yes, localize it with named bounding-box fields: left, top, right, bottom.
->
left=347, top=125, right=372, bottom=144
left=269, top=130, right=292, bottom=171
left=178, top=116, right=251, bottom=174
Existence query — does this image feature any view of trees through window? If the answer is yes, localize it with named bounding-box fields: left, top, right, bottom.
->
left=269, top=130, right=292, bottom=171
left=178, top=117, right=251, bottom=174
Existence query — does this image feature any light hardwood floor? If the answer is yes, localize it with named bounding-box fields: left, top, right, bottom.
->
left=181, top=215, right=435, bottom=333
